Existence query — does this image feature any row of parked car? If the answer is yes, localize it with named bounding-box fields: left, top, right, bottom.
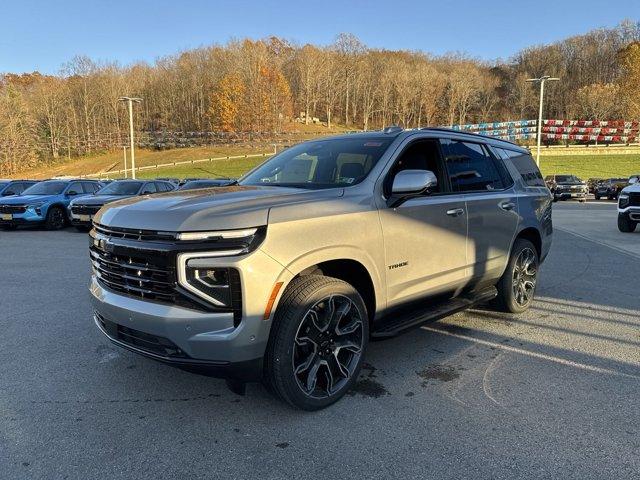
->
left=0, top=177, right=235, bottom=231
left=544, top=174, right=640, bottom=202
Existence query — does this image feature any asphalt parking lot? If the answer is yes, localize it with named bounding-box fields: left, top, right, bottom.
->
left=1, top=201, right=639, bottom=480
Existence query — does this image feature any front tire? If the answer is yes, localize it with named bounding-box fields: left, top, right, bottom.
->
left=594, top=194, right=600, bottom=200
left=493, top=238, right=539, bottom=313
left=264, top=275, right=369, bottom=410
left=45, top=206, right=66, bottom=230
left=618, top=213, right=637, bottom=233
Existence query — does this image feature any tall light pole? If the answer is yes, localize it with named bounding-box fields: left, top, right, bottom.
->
left=122, top=146, right=128, bottom=178
left=526, top=76, right=559, bottom=167
left=118, top=96, right=142, bottom=178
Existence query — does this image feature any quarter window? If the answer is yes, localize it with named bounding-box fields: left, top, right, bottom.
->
left=498, top=148, right=545, bottom=187
left=441, top=140, right=504, bottom=192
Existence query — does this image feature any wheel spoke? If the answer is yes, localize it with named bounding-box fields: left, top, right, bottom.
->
left=303, top=356, right=322, bottom=393
left=328, top=352, right=350, bottom=381
left=333, top=336, right=361, bottom=354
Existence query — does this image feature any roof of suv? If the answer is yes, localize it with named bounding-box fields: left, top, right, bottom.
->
left=316, top=126, right=529, bottom=154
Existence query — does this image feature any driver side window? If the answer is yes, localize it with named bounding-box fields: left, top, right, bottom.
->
left=385, top=140, right=444, bottom=196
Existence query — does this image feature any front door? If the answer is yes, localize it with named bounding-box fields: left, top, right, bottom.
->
left=378, top=139, right=468, bottom=308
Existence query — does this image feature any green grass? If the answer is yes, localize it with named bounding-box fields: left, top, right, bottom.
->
left=539, top=154, right=640, bottom=178
left=134, top=156, right=266, bottom=180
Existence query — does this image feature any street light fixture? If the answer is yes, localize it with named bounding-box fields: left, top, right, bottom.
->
left=526, top=76, right=559, bottom=167
left=118, top=96, right=142, bottom=178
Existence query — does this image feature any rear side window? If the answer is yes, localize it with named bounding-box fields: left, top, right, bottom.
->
left=441, top=140, right=505, bottom=192
left=82, top=182, right=100, bottom=193
left=497, top=148, right=545, bottom=187
left=141, top=183, right=156, bottom=194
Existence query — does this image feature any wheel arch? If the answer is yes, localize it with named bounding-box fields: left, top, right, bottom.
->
left=276, top=248, right=383, bottom=325
left=514, top=226, right=542, bottom=258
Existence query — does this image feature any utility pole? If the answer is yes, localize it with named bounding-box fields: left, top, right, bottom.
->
left=526, top=76, right=559, bottom=167
left=118, top=97, right=142, bottom=178
left=122, top=146, right=128, bottom=178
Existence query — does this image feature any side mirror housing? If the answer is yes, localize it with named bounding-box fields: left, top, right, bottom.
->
left=389, top=169, right=437, bottom=207
left=66, top=190, right=78, bottom=196
left=630, top=177, right=638, bottom=185
left=2, top=190, right=16, bottom=196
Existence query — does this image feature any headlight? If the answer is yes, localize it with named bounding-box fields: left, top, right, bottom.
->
left=176, top=228, right=257, bottom=241
left=177, top=252, right=241, bottom=307
left=619, top=194, right=630, bottom=208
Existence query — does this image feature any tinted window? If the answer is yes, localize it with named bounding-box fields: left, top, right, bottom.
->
left=156, top=182, right=172, bottom=192
left=441, top=140, right=504, bottom=192
left=23, top=181, right=67, bottom=195
left=555, top=175, right=582, bottom=183
left=498, top=148, right=545, bottom=187
left=387, top=140, right=444, bottom=194
left=66, top=182, right=82, bottom=194
left=240, top=137, right=394, bottom=189
left=82, top=182, right=100, bottom=193
left=97, top=181, right=143, bottom=195
left=141, top=183, right=156, bottom=194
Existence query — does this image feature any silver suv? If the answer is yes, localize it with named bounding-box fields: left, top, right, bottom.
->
left=89, top=127, right=552, bottom=410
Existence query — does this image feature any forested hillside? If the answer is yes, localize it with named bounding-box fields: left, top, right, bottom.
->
left=2, top=20, right=640, bottom=175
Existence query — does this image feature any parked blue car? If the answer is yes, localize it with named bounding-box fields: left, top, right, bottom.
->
left=0, top=179, right=102, bottom=230
left=0, top=179, right=38, bottom=197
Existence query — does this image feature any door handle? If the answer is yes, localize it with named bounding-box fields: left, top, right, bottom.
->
left=446, top=208, right=464, bottom=217
left=499, top=201, right=516, bottom=211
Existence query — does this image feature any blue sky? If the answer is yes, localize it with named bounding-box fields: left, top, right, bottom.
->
left=2, top=0, right=639, bottom=74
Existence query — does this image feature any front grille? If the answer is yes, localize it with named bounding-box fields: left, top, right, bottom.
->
left=629, top=193, right=640, bottom=207
left=96, top=312, right=187, bottom=358
left=93, top=223, right=176, bottom=242
left=90, top=224, right=249, bottom=324
left=72, top=204, right=101, bottom=215
left=0, top=204, right=26, bottom=214
left=90, top=247, right=176, bottom=303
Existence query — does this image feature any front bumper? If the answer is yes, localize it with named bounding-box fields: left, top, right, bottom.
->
left=0, top=209, right=45, bottom=226
left=619, top=207, right=640, bottom=222
left=554, top=190, right=587, bottom=200
left=89, top=247, right=290, bottom=379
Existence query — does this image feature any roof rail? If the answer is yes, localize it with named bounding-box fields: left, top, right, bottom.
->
left=382, top=125, right=404, bottom=135
left=420, top=127, right=522, bottom=147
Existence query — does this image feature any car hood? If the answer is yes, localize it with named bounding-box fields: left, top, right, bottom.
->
left=0, top=194, right=59, bottom=205
left=622, top=184, right=640, bottom=194
left=95, top=185, right=344, bottom=231
left=71, top=194, right=134, bottom=206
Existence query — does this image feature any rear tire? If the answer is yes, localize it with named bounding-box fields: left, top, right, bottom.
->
left=264, top=275, right=369, bottom=410
left=45, top=206, right=66, bottom=230
left=618, top=213, right=637, bottom=233
left=493, top=238, right=539, bottom=314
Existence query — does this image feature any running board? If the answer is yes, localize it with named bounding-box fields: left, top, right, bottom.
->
left=371, top=286, right=497, bottom=339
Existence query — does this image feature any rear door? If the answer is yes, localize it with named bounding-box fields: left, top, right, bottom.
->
left=440, top=139, right=519, bottom=282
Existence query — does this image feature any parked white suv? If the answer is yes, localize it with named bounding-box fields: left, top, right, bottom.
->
left=618, top=177, right=640, bottom=232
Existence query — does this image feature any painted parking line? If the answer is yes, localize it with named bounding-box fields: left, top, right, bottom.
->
left=554, top=226, right=640, bottom=260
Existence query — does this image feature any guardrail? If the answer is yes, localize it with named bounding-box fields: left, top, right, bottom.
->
left=81, top=152, right=273, bottom=179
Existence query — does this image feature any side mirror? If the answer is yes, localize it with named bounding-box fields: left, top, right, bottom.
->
left=630, top=177, right=638, bottom=185
left=389, top=169, right=437, bottom=207
left=66, top=190, right=78, bottom=196
left=2, top=190, right=16, bottom=196
left=392, top=169, right=437, bottom=194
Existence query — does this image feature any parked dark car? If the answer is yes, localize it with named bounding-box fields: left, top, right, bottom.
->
left=544, top=174, right=588, bottom=202
left=178, top=178, right=237, bottom=190
left=0, top=179, right=102, bottom=230
left=594, top=178, right=628, bottom=200
left=586, top=177, right=603, bottom=194
left=68, top=179, right=176, bottom=231
left=0, top=179, right=39, bottom=197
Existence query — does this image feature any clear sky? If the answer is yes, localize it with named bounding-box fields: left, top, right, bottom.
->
left=2, top=0, right=639, bottom=74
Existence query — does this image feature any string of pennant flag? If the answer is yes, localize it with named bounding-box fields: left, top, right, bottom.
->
left=449, top=120, right=640, bottom=143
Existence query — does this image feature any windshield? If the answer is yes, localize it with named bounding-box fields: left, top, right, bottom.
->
left=239, top=137, right=394, bottom=189
left=555, top=175, right=581, bottom=183
left=22, top=181, right=67, bottom=195
left=97, top=181, right=143, bottom=195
